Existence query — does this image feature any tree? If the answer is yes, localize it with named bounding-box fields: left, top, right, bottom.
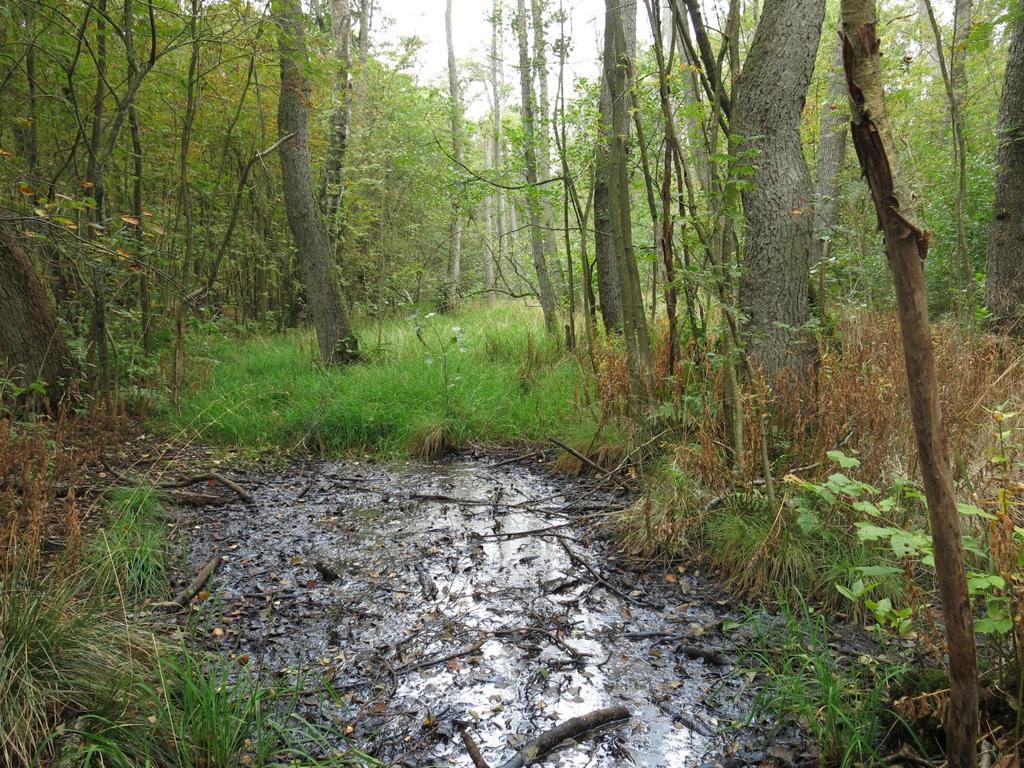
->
left=733, top=0, right=825, bottom=378
left=321, top=0, right=352, bottom=241
left=812, top=35, right=849, bottom=273
left=985, top=8, right=1024, bottom=332
left=603, top=0, right=653, bottom=407
left=592, top=0, right=636, bottom=334
left=841, top=1, right=979, bottom=763
left=444, top=0, right=463, bottom=311
left=274, top=0, right=357, bottom=364
left=0, top=223, right=75, bottom=404
left=514, top=0, right=558, bottom=333
left=485, top=0, right=503, bottom=300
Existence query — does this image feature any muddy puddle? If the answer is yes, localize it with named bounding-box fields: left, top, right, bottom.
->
left=176, top=454, right=758, bottom=767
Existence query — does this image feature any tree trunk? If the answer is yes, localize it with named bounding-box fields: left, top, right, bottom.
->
left=321, top=0, right=351, bottom=242
left=952, top=0, right=972, bottom=102
left=604, top=0, right=653, bottom=408
left=733, top=0, right=824, bottom=379
left=0, top=224, right=75, bottom=403
left=444, top=0, right=463, bottom=311
left=531, top=0, right=564, bottom=303
left=486, top=0, right=503, bottom=301
left=841, top=3, right=979, bottom=764
left=812, top=35, right=849, bottom=269
left=985, top=10, right=1024, bottom=332
left=274, top=0, right=357, bottom=364
left=515, top=0, right=557, bottom=333
left=592, top=0, right=635, bottom=335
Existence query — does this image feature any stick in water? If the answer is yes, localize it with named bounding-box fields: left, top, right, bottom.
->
left=498, top=706, right=630, bottom=768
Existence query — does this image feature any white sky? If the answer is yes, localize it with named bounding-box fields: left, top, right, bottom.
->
left=373, top=0, right=614, bottom=116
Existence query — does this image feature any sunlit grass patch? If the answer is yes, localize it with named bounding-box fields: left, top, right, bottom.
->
left=172, top=302, right=600, bottom=457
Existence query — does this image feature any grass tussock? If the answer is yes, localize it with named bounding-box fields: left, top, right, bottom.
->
left=174, top=302, right=602, bottom=457
left=409, top=419, right=452, bottom=460
left=85, top=484, right=170, bottom=603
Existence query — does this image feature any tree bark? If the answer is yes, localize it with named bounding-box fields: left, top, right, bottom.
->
left=604, top=0, right=654, bottom=408
left=841, top=3, right=979, bottom=764
left=985, top=10, right=1024, bottom=332
left=592, top=0, right=635, bottom=334
left=952, top=0, right=972, bottom=103
left=274, top=0, right=357, bottom=364
left=486, top=0, right=503, bottom=300
left=515, top=0, right=557, bottom=333
left=733, top=0, right=824, bottom=379
left=0, top=223, right=75, bottom=403
left=444, top=0, right=463, bottom=311
left=321, top=0, right=352, bottom=243
left=812, top=35, right=849, bottom=269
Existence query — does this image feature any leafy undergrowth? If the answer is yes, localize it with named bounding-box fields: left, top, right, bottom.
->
left=172, top=302, right=602, bottom=457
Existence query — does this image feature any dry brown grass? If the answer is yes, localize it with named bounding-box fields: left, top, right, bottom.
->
left=670, top=312, right=1024, bottom=492
left=409, top=422, right=452, bottom=460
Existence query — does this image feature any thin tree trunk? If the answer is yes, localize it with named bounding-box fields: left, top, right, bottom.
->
left=515, top=0, right=557, bottom=333
left=733, top=0, right=824, bottom=379
left=321, top=0, right=352, bottom=244
left=841, top=4, right=979, bottom=764
left=487, top=0, right=504, bottom=300
left=985, top=7, right=1024, bottom=332
left=812, top=35, right=849, bottom=269
left=604, top=0, right=653, bottom=408
left=445, top=0, right=463, bottom=311
left=274, top=0, right=357, bottom=364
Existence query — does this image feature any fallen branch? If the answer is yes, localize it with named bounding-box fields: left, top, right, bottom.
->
left=159, top=472, right=254, bottom=504
left=163, top=489, right=226, bottom=506
left=497, top=706, right=631, bottom=768
left=460, top=727, right=491, bottom=768
left=557, top=538, right=657, bottom=609
left=166, top=556, right=222, bottom=608
left=395, top=636, right=486, bottom=674
left=548, top=437, right=612, bottom=476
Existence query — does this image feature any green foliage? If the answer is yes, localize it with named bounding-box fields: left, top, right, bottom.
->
left=85, top=484, right=170, bottom=603
left=745, top=599, right=908, bottom=767
left=174, top=302, right=599, bottom=456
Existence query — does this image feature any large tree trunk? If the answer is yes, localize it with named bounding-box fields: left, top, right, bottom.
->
left=985, top=11, right=1024, bottom=332
left=604, top=0, right=653, bottom=408
left=733, top=0, right=824, bottom=379
left=812, top=35, right=849, bottom=269
left=841, top=3, right=979, bottom=764
left=274, top=0, right=357, bottom=364
left=0, top=224, right=75, bottom=403
left=515, top=0, right=557, bottom=333
left=444, top=0, right=463, bottom=311
left=592, top=0, right=635, bottom=334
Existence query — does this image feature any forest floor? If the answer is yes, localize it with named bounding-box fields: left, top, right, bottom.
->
left=169, top=449, right=809, bottom=767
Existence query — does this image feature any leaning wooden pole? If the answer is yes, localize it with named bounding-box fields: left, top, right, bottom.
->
left=839, top=2, right=978, bottom=765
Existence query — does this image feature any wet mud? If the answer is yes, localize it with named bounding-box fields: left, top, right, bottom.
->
left=176, top=454, right=760, bottom=767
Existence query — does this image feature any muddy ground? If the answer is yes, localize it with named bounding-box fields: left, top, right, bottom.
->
left=173, top=453, right=795, bottom=767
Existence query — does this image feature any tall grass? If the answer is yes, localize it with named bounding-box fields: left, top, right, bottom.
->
left=85, top=484, right=170, bottom=603
left=173, top=303, right=599, bottom=456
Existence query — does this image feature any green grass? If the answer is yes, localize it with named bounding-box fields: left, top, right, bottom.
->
left=744, top=598, right=909, bottom=767
left=0, top=570, right=153, bottom=767
left=173, top=302, right=599, bottom=457
left=85, top=484, right=170, bottom=603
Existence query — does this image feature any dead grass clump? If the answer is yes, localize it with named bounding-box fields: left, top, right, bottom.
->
left=409, top=422, right=453, bottom=461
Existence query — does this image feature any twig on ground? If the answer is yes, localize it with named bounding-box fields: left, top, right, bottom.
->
left=497, top=706, right=631, bottom=768
left=557, top=538, right=657, bottom=609
left=549, top=437, right=612, bottom=476
left=395, top=636, right=486, bottom=674
left=164, top=555, right=222, bottom=608
left=159, top=472, right=255, bottom=504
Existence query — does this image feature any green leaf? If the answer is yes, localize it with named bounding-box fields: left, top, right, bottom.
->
left=827, top=450, right=861, bottom=469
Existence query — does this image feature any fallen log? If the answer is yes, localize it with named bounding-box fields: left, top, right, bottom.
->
left=164, top=489, right=226, bottom=506
left=497, top=706, right=631, bottom=768
left=159, top=472, right=254, bottom=504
